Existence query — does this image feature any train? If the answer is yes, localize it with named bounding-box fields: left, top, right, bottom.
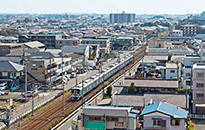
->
left=71, top=55, right=133, bottom=100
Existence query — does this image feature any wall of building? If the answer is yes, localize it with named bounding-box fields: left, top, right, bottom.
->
left=192, top=67, right=205, bottom=113
left=166, top=68, right=178, bottom=79
left=143, top=112, right=185, bottom=130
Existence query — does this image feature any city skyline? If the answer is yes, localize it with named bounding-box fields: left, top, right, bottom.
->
left=0, top=0, right=205, bottom=14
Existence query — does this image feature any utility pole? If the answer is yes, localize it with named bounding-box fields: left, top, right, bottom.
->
left=102, top=74, right=104, bottom=99
left=76, top=62, right=78, bottom=86
left=82, top=80, right=84, bottom=106
left=124, top=54, right=126, bottom=74
left=61, top=50, right=65, bottom=116
left=32, top=84, right=34, bottom=116
left=50, top=52, right=52, bottom=87
left=19, top=116, right=21, bottom=130
left=129, top=62, right=131, bottom=77
left=25, top=61, right=28, bottom=101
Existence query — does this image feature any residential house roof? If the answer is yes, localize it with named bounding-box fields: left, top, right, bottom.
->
left=24, top=41, right=45, bottom=49
left=62, top=45, right=89, bottom=54
left=112, top=94, right=189, bottom=109
left=0, top=57, right=22, bottom=63
left=28, top=52, right=55, bottom=60
left=140, top=102, right=188, bottom=118
left=166, top=63, right=177, bottom=69
left=0, top=60, right=24, bottom=72
left=121, top=79, right=178, bottom=88
left=6, top=50, right=30, bottom=57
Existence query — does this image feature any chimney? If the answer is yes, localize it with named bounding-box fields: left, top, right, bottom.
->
left=162, top=99, right=166, bottom=103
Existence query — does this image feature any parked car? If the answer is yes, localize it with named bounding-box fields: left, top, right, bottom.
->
left=70, top=73, right=76, bottom=78
left=65, top=75, right=70, bottom=81
left=62, top=77, right=67, bottom=83
left=0, top=91, right=5, bottom=95
left=0, top=82, right=7, bottom=90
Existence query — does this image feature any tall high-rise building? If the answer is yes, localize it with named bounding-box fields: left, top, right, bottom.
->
left=110, top=11, right=135, bottom=24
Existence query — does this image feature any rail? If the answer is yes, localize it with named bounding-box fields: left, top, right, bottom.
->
left=51, top=61, right=141, bottom=130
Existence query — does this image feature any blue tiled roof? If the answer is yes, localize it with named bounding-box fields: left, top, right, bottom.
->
left=140, top=102, right=188, bottom=119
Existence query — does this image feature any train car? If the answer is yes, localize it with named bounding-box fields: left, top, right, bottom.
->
left=71, top=55, right=133, bottom=100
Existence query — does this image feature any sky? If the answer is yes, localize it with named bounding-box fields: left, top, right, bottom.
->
left=0, top=0, right=205, bottom=14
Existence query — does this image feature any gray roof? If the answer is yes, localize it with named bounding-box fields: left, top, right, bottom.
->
left=0, top=60, right=24, bottom=72
left=166, top=63, right=177, bottom=69
left=63, top=45, right=88, bottom=54
left=117, top=37, right=133, bottom=40
left=113, top=93, right=188, bottom=109
left=24, top=41, right=45, bottom=49
left=0, top=57, right=22, bottom=63
left=144, top=56, right=168, bottom=61
left=28, top=52, right=55, bottom=60
left=122, top=79, right=178, bottom=88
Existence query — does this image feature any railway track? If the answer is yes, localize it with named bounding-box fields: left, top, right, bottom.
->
left=13, top=47, right=145, bottom=130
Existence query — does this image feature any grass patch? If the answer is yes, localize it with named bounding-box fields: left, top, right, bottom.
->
left=35, top=106, right=44, bottom=113
left=187, top=120, right=195, bottom=130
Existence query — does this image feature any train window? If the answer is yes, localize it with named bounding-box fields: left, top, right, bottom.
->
left=74, top=90, right=78, bottom=94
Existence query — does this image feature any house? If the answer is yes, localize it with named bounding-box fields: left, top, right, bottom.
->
left=62, top=45, right=89, bottom=66
left=0, top=43, right=22, bottom=56
left=120, top=79, right=178, bottom=93
left=0, top=36, right=18, bottom=43
left=6, top=50, right=30, bottom=57
left=27, top=52, right=71, bottom=84
left=0, top=57, right=22, bottom=64
left=192, top=63, right=205, bottom=114
left=148, top=40, right=166, bottom=48
left=141, top=101, right=188, bottom=130
left=24, top=41, right=46, bottom=53
left=0, top=60, right=24, bottom=88
left=182, top=40, right=205, bottom=89
left=55, top=38, right=82, bottom=49
left=112, top=93, right=189, bottom=111
left=81, top=39, right=110, bottom=57
left=72, top=105, right=140, bottom=130
left=171, top=30, right=183, bottom=37
left=144, top=56, right=168, bottom=66
left=165, top=63, right=181, bottom=80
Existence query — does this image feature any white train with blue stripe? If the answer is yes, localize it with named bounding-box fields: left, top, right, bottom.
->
left=71, top=55, right=133, bottom=100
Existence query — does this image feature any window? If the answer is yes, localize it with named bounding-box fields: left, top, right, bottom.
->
left=186, top=81, right=191, bottom=86
left=153, top=120, right=166, bottom=127
left=106, top=117, right=118, bottom=121
left=32, top=64, right=36, bottom=67
left=153, top=120, right=161, bottom=126
left=196, top=83, right=204, bottom=88
left=203, top=45, right=205, bottom=48
left=197, top=93, right=204, bottom=98
left=89, top=116, right=101, bottom=121
left=171, top=119, right=180, bottom=125
left=186, top=73, right=191, bottom=77
left=170, top=70, right=175, bottom=73
left=196, top=73, right=204, bottom=77
left=2, top=72, right=8, bottom=76
left=12, top=73, right=16, bottom=77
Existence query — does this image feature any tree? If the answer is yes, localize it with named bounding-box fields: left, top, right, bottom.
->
left=106, top=86, right=112, bottom=97
left=24, top=17, right=33, bottom=22
left=128, top=82, right=136, bottom=94
left=168, top=52, right=172, bottom=61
